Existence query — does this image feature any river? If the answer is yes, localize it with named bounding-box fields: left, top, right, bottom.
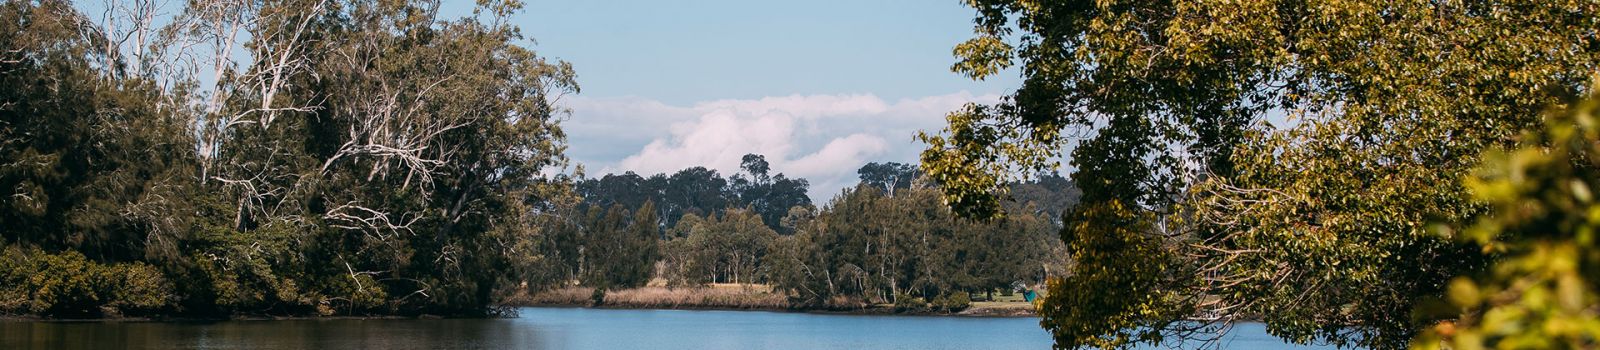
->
left=1, top=307, right=1341, bottom=349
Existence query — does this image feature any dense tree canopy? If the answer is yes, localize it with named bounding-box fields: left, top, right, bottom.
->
left=766, top=172, right=1070, bottom=307
left=574, top=154, right=812, bottom=233
left=1, top=0, right=575, bottom=317
left=920, top=0, right=1600, bottom=349
left=663, top=208, right=778, bottom=286
left=551, top=162, right=1078, bottom=308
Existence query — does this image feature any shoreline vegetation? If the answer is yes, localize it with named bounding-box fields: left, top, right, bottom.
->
left=0, top=284, right=1037, bottom=322
left=502, top=284, right=1038, bottom=318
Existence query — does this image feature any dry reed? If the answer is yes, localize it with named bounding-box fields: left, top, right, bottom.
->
left=518, top=285, right=790, bottom=310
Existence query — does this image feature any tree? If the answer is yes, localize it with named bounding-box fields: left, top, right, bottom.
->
left=739, top=154, right=772, bottom=183
left=731, top=153, right=813, bottom=232
left=577, top=172, right=658, bottom=213
left=920, top=1, right=1598, bottom=349
left=0, top=0, right=577, bottom=318
left=0, top=0, right=222, bottom=317
left=574, top=157, right=813, bottom=234
left=857, top=162, right=920, bottom=197
left=212, top=0, right=577, bottom=315
left=1005, top=172, right=1080, bottom=223
left=660, top=213, right=710, bottom=286
left=576, top=166, right=743, bottom=231
left=0, top=0, right=211, bottom=264
left=578, top=202, right=657, bottom=289
left=661, top=209, right=778, bottom=285
left=664, top=167, right=733, bottom=224
left=768, top=183, right=1066, bottom=307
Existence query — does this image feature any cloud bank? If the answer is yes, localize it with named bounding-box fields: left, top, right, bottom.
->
left=561, top=91, right=1002, bottom=201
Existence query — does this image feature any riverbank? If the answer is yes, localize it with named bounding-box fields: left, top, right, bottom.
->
left=2, top=285, right=1036, bottom=321
left=503, top=285, right=1037, bottom=317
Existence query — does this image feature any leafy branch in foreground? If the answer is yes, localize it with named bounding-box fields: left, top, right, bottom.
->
left=923, top=1, right=1599, bottom=349
left=1416, top=93, right=1600, bottom=350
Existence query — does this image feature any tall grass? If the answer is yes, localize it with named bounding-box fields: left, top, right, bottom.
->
left=506, top=285, right=1028, bottom=316
left=517, top=285, right=790, bottom=310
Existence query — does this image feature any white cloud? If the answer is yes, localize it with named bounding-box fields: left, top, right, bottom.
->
left=562, top=91, right=1002, bottom=201
left=784, top=134, right=889, bottom=180
left=619, top=111, right=798, bottom=175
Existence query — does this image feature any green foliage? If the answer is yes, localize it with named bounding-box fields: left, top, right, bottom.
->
left=0, top=247, right=173, bottom=317
left=0, top=0, right=207, bottom=265
left=732, top=154, right=814, bottom=232
left=766, top=181, right=1067, bottom=308
left=576, top=154, right=813, bottom=232
left=21, top=250, right=100, bottom=316
left=575, top=203, right=660, bottom=289
left=662, top=209, right=779, bottom=285
left=937, top=292, right=972, bottom=312
left=100, top=261, right=172, bottom=315
left=925, top=0, right=1600, bottom=348
left=1042, top=201, right=1192, bottom=349
left=0, top=248, right=27, bottom=313
left=0, top=0, right=575, bottom=318
left=1413, top=95, right=1600, bottom=350
left=892, top=293, right=928, bottom=313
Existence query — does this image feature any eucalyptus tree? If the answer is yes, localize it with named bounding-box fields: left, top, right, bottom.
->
left=767, top=181, right=1065, bottom=306
left=0, top=1, right=209, bottom=317
left=731, top=154, right=813, bottom=232
left=857, top=162, right=920, bottom=197
left=661, top=209, right=777, bottom=285
left=0, top=0, right=208, bottom=263
left=576, top=157, right=814, bottom=233
left=2, top=0, right=578, bottom=317
left=576, top=202, right=659, bottom=289
left=186, top=0, right=579, bottom=315
left=576, top=172, right=660, bottom=214
left=663, top=167, right=734, bottom=225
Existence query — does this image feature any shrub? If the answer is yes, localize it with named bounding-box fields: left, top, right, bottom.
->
left=930, top=295, right=948, bottom=311
left=100, top=262, right=174, bottom=315
left=0, top=246, right=34, bottom=314
left=0, top=247, right=174, bottom=317
left=892, top=292, right=928, bottom=312
left=942, top=292, right=971, bottom=312
left=28, top=250, right=102, bottom=317
left=591, top=287, right=607, bottom=306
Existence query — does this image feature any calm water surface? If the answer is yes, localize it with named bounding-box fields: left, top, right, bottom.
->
left=1, top=307, right=1338, bottom=349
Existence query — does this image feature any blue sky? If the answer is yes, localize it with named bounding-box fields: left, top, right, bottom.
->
left=503, top=0, right=1018, bottom=104
left=471, top=1, right=1021, bottom=200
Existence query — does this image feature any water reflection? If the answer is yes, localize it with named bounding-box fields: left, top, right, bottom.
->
left=2, top=318, right=541, bottom=349
left=1, top=307, right=1337, bottom=350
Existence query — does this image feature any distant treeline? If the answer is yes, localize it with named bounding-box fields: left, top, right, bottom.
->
left=574, top=154, right=813, bottom=233
left=532, top=159, right=1077, bottom=307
